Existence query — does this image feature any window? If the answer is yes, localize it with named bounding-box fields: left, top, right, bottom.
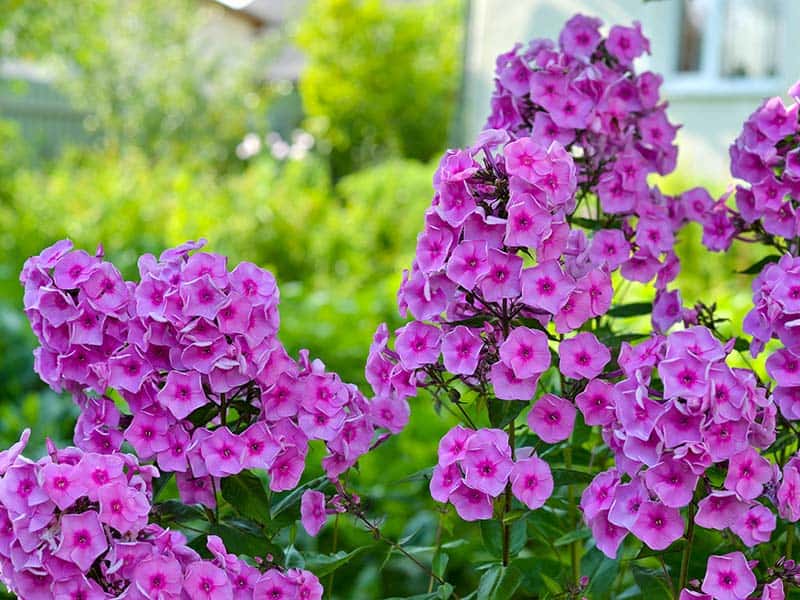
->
left=674, top=0, right=780, bottom=91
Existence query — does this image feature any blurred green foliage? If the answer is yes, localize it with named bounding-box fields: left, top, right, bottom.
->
left=2, top=0, right=276, bottom=167
left=296, top=0, right=464, bottom=178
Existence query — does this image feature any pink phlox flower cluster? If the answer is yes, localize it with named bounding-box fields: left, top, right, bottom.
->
left=429, top=426, right=553, bottom=520
left=22, top=240, right=403, bottom=508
left=489, top=16, right=677, bottom=186
left=0, top=432, right=323, bottom=599
left=580, top=326, right=780, bottom=558
left=694, top=83, right=800, bottom=253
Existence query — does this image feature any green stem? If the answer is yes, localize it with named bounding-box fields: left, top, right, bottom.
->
left=564, top=445, right=579, bottom=585
left=428, top=511, right=444, bottom=593
left=502, top=419, right=516, bottom=567
left=326, top=513, right=340, bottom=599
left=787, top=523, right=795, bottom=559
left=678, top=500, right=696, bottom=597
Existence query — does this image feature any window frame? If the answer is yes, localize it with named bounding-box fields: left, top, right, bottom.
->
left=665, top=0, right=782, bottom=97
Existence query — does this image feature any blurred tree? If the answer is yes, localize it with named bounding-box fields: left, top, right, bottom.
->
left=296, top=0, right=464, bottom=178
left=0, top=0, right=277, bottom=167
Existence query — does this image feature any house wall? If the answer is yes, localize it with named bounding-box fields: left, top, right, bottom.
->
left=462, top=0, right=800, bottom=185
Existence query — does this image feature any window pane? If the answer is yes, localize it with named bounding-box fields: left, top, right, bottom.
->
left=677, top=0, right=711, bottom=73
left=721, top=0, right=779, bottom=78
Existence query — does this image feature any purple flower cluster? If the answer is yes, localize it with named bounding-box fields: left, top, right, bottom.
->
left=21, top=239, right=403, bottom=510
left=367, top=16, right=688, bottom=524
left=0, top=431, right=322, bottom=599
left=703, top=84, right=800, bottom=251
left=580, top=326, right=781, bottom=558
left=429, top=426, right=553, bottom=521
left=489, top=15, right=678, bottom=210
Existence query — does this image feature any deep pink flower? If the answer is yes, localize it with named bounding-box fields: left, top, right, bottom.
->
left=430, top=462, right=462, bottom=502
left=630, top=501, right=684, bottom=550
left=730, top=503, right=775, bottom=547
left=559, top=333, right=610, bottom=379
left=590, top=510, right=628, bottom=559
left=41, top=462, right=88, bottom=510
left=254, top=570, right=299, bottom=600
left=441, top=326, right=483, bottom=375
left=446, top=240, right=490, bottom=290
left=133, top=555, right=183, bottom=598
left=184, top=561, right=233, bottom=600
left=724, top=448, right=772, bottom=500
left=527, top=394, right=575, bottom=443
left=449, top=484, right=493, bottom=521
left=510, top=454, right=553, bottom=509
left=695, top=491, right=749, bottom=530
left=520, top=260, right=575, bottom=314
left=55, top=511, right=108, bottom=571
left=499, top=327, right=551, bottom=380
left=300, top=490, right=327, bottom=537
left=701, top=552, right=756, bottom=600
left=395, top=322, right=441, bottom=370
left=644, top=456, right=698, bottom=508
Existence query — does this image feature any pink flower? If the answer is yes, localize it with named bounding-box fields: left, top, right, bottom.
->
left=55, top=511, right=108, bottom=571
left=499, top=327, right=551, bottom=379
left=158, top=370, right=207, bottom=420
left=701, top=552, right=756, bottom=600
left=643, top=456, right=698, bottom=508
left=527, top=394, right=575, bottom=443
left=724, top=448, right=772, bottom=500
left=133, top=555, right=183, bottom=598
left=510, top=454, right=553, bottom=509
left=575, top=379, right=617, bottom=426
left=446, top=241, right=489, bottom=290
left=395, top=322, right=442, bottom=370
left=184, top=561, right=233, bottom=600
left=97, top=481, right=149, bottom=534
left=449, top=484, right=493, bottom=521
left=589, top=510, right=628, bottom=559
left=559, top=14, right=602, bottom=59
left=200, top=427, right=245, bottom=478
left=580, top=469, right=618, bottom=520
left=441, top=326, right=483, bottom=375
left=300, top=490, right=327, bottom=537
left=520, top=260, right=575, bottom=314
left=559, top=333, right=610, bottom=379
left=41, top=462, right=88, bottom=510
left=254, top=570, right=299, bottom=600
left=438, top=425, right=473, bottom=465
left=461, top=430, right=513, bottom=497
left=490, top=361, right=539, bottom=401
left=430, top=462, right=461, bottom=502
left=730, top=503, right=775, bottom=547
left=630, top=501, right=684, bottom=550
left=479, top=250, right=522, bottom=302
left=695, top=492, right=749, bottom=530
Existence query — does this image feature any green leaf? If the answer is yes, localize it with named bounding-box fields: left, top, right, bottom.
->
left=153, top=500, right=206, bottom=524
left=607, top=302, right=652, bottom=318
left=303, top=546, right=371, bottom=577
left=569, top=216, right=602, bottom=231
left=551, top=468, right=593, bottom=486
left=432, top=551, right=449, bottom=579
left=488, top=398, right=528, bottom=428
left=186, top=402, right=218, bottom=427
left=221, top=470, right=271, bottom=525
left=385, top=584, right=454, bottom=600
left=632, top=566, right=673, bottom=600
left=738, top=254, right=781, bottom=275
left=554, top=527, right=591, bottom=546
left=151, top=472, right=174, bottom=501
left=480, top=520, right=526, bottom=559
left=733, top=337, right=750, bottom=352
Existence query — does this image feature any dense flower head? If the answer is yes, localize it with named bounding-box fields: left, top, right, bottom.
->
left=0, top=433, right=327, bottom=598
left=21, top=240, right=404, bottom=507
left=429, top=426, right=553, bottom=519
left=691, top=83, right=800, bottom=256
left=578, top=325, right=781, bottom=557
left=364, top=16, right=692, bottom=527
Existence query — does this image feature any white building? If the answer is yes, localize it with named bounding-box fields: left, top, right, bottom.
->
left=461, top=0, right=800, bottom=183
